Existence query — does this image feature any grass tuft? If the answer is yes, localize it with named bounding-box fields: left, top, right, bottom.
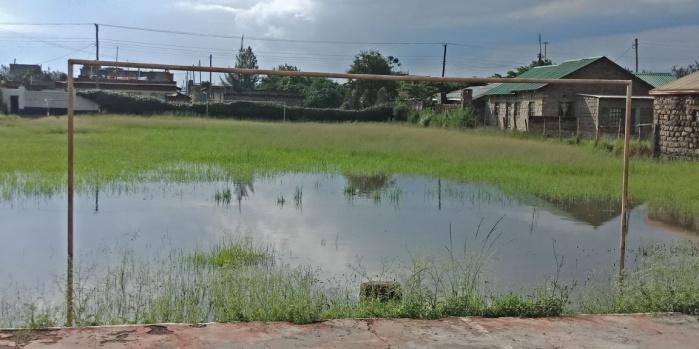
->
left=190, top=240, right=272, bottom=268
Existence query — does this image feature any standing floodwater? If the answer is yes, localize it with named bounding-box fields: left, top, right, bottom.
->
left=0, top=173, right=696, bottom=292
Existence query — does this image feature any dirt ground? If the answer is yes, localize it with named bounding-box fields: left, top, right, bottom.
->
left=1, top=314, right=698, bottom=348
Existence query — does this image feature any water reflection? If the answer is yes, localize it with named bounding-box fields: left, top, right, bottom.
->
left=545, top=198, right=622, bottom=227
left=343, top=174, right=394, bottom=198
left=0, top=173, right=696, bottom=295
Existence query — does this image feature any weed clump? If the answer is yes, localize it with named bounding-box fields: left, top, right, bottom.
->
left=190, top=240, right=272, bottom=268
left=580, top=245, right=699, bottom=315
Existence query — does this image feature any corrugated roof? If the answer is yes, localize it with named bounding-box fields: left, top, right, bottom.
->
left=483, top=57, right=603, bottom=96
left=650, top=71, right=699, bottom=95
left=634, top=73, right=676, bottom=88
left=445, top=84, right=500, bottom=101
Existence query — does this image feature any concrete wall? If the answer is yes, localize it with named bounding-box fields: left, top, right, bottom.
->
left=655, top=95, right=699, bottom=160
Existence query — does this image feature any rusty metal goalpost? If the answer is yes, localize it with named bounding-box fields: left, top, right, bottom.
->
left=64, top=58, right=635, bottom=326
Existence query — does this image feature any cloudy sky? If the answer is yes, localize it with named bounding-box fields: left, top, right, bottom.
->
left=1, top=0, right=698, bottom=83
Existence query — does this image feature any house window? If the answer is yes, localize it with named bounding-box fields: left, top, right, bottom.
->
left=694, top=110, right=699, bottom=122
left=609, top=108, right=623, bottom=125
left=528, top=102, right=535, bottom=117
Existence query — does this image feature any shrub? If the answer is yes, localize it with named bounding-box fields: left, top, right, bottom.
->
left=418, top=110, right=434, bottom=127
left=593, top=138, right=653, bottom=158
left=392, top=103, right=410, bottom=121
left=409, top=107, right=476, bottom=129
left=407, top=109, right=420, bottom=124
left=78, top=91, right=393, bottom=123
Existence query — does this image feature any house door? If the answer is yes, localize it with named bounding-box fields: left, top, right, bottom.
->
left=10, top=96, right=19, bottom=114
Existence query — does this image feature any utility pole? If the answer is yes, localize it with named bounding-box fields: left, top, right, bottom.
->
left=538, top=34, right=543, bottom=64
left=115, top=46, right=119, bottom=63
left=441, top=43, right=447, bottom=77
left=440, top=43, right=448, bottom=104
left=209, top=54, right=212, bottom=86
left=198, top=60, right=202, bottom=85
left=94, top=23, right=99, bottom=60
left=544, top=41, right=549, bottom=60
left=633, top=38, right=639, bottom=73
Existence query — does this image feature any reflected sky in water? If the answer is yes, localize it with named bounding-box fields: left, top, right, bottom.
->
left=1, top=173, right=696, bottom=292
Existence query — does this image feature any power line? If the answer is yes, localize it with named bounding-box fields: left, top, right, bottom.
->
left=37, top=43, right=95, bottom=65
left=98, top=23, right=444, bottom=46
left=0, top=28, right=91, bottom=53
left=0, top=22, right=92, bottom=26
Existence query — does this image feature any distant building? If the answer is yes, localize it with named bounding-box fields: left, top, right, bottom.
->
left=8, top=64, right=42, bottom=79
left=1, top=85, right=99, bottom=116
left=433, top=85, right=497, bottom=124
left=650, top=71, right=699, bottom=160
left=1, top=62, right=98, bottom=116
left=470, top=57, right=655, bottom=138
left=187, top=81, right=305, bottom=106
left=55, top=65, right=179, bottom=100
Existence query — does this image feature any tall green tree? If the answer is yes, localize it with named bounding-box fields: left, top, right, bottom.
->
left=258, top=64, right=311, bottom=93
left=343, top=51, right=401, bottom=109
left=223, top=46, right=259, bottom=91
left=303, top=78, right=345, bottom=108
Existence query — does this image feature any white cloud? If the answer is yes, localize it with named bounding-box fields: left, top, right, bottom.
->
left=176, top=0, right=317, bottom=37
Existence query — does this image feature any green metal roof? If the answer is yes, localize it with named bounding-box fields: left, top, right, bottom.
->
left=633, top=72, right=676, bottom=88
left=483, top=57, right=603, bottom=96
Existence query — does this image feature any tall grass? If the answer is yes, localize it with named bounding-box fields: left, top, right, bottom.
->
left=580, top=245, right=699, bottom=315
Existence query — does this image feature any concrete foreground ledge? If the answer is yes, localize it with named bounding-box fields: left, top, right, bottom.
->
left=1, top=314, right=698, bottom=348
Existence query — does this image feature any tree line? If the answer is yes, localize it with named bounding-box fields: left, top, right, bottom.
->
left=221, top=46, right=472, bottom=109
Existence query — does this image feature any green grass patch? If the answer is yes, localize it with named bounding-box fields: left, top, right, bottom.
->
left=190, top=240, right=272, bottom=268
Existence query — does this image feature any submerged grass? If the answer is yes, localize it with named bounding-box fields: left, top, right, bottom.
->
left=1, top=238, right=697, bottom=329
left=1, top=115, right=698, bottom=220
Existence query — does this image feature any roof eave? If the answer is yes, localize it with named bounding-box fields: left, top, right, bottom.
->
left=650, top=90, right=699, bottom=96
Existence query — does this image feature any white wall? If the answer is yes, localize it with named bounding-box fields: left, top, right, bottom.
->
left=1, top=87, right=99, bottom=113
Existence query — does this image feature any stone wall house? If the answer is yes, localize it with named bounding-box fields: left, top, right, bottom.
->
left=650, top=71, right=699, bottom=160
left=472, top=57, right=654, bottom=138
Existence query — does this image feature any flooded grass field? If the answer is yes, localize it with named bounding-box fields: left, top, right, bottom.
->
left=1, top=116, right=698, bottom=327
left=1, top=173, right=697, bottom=327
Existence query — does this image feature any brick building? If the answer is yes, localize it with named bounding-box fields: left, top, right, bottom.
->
left=650, top=71, right=699, bottom=160
left=473, top=57, right=655, bottom=138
